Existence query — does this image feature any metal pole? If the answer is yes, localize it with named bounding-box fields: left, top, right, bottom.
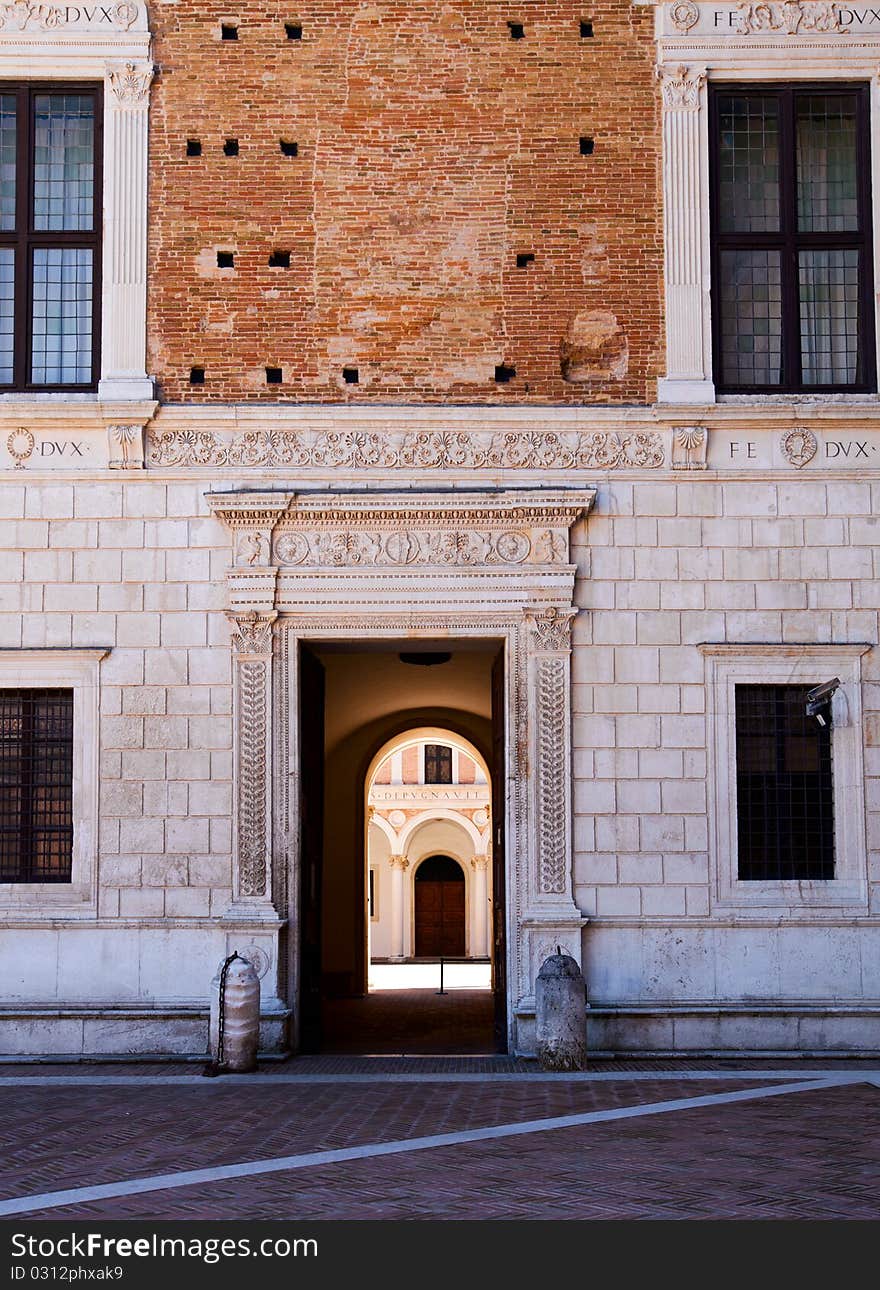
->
left=437, top=955, right=447, bottom=995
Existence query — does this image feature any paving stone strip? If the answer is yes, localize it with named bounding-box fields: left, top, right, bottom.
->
left=0, top=1067, right=878, bottom=1086
left=0, top=1077, right=848, bottom=1218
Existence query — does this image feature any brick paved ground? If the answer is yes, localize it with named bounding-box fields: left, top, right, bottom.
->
left=1, top=1068, right=878, bottom=1220
left=321, top=987, right=495, bottom=1053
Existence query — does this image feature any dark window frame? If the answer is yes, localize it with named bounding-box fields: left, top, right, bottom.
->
left=0, top=687, right=74, bottom=884
left=424, top=744, right=453, bottom=784
left=0, top=82, right=103, bottom=393
left=734, top=683, right=835, bottom=882
left=709, top=82, right=876, bottom=394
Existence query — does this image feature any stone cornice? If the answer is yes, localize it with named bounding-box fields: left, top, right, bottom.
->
left=698, top=642, right=874, bottom=656
left=279, top=489, right=594, bottom=531
left=205, top=492, right=295, bottom=529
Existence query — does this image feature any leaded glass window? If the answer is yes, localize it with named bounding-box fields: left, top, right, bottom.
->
left=0, top=85, right=100, bottom=390
left=710, top=85, right=874, bottom=393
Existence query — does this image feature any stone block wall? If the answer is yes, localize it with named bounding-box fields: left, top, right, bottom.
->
left=1, top=457, right=879, bottom=1054
left=569, top=476, right=880, bottom=927
left=0, top=480, right=234, bottom=925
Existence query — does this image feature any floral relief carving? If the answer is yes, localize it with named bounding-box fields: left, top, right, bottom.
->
left=237, top=660, right=268, bottom=897
left=658, top=64, right=705, bottom=112
left=148, top=426, right=665, bottom=470
left=106, top=61, right=153, bottom=106
left=227, top=611, right=277, bottom=656
left=530, top=608, right=576, bottom=652
left=536, top=657, right=568, bottom=895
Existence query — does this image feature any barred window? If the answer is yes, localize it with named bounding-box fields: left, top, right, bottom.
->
left=424, top=744, right=453, bottom=784
left=710, top=84, right=875, bottom=393
left=0, top=85, right=101, bottom=391
left=735, top=685, right=834, bottom=881
left=0, top=689, right=74, bottom=882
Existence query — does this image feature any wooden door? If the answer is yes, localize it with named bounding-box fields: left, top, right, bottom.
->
left=491, top=646, right=507, bottom=1051
left=414, top=855, right=465, bottom=956
left=298, top=645, right=325, bottom=1053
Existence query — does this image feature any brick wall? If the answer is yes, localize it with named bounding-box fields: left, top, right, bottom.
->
left=147, top=0, right=662, bottom=403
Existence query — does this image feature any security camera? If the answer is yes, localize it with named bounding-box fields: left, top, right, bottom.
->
left=806, top=678, right=840, bottom=726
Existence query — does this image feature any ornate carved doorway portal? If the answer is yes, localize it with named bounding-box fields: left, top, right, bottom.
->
left=207, top=488, right=594, bottom=1056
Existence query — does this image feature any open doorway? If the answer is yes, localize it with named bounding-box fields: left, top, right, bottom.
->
left=296, top=641, right=506, bottom=1055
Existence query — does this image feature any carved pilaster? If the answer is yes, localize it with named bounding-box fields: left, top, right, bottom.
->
left=657, top=64, right=713, bottom=403
left=228, top=611, right=277, bottom=913
left=98, top=60, right=154, bottom=401
left=526, top=607, right=579, bottom=905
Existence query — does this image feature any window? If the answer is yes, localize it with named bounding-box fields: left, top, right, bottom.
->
left=0, top=85, right=102, bottom=391
left=0, top=649, right=104, bottom=912
left=701, top=644, right=868, bottom=912
left=424, top=744, right=452, bottom=784
left=735, top=685, right=834, bottom=881
left=0, top=689, right=73, bottom=882
left=709, top=84, right=874, bottom=393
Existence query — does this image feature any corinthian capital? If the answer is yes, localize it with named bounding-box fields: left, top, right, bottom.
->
left=226, top=610, right=277, bottom=656
left=106, top=61, right=154, bottom=108
left=657, top=64, right=706, bottom=112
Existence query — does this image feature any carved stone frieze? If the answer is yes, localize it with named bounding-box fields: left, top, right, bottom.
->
left=149, top=426, right=665, bottom=471
left=658, top=64, right=705, bottom=111
left=671, top=425, right=708, bottom=471
left=273, top=526, right=538, bottom=567
left=0, top=0, right=139, bottom=30
left=731, top=1, right=843, bottom=34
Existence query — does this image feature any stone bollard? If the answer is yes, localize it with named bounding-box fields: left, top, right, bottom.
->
left=208, top=953, right=261, bottom=1073
left=535, top=948, right=588, bottom=1071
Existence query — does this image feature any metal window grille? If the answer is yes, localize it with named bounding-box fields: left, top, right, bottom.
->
left=735, top=684, right=834, bottom=881
left=424, top=743, right=453, bottom=784
left=0, top=688, right=73, bottom=882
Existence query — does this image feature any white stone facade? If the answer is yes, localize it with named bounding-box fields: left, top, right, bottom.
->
left=1, top=0, right=880, bottom=1058
left=1, top=405, right=879, bottom=1056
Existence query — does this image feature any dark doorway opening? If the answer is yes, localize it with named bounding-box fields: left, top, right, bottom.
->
left=414, top=855, right=466, bottom=957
